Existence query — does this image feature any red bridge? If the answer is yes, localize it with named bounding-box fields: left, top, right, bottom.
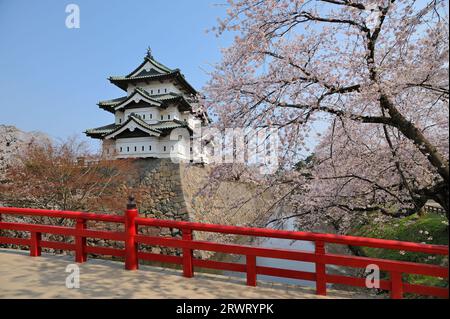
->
left=0, top=199, right=448, bottom=299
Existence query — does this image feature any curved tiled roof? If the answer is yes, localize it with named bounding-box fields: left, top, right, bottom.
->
left=98, top=96, right=127, bottom=106
left=97, top=88, right=194, bottom=113
left=109, top=70, right=197, bottom=95
left=100, top=91, right=182, bottom=106
left=109, top=71, right=178, bottom=82
left=104, top=114, right=161, bottom=138
left=108, top=53, right=196, bottom=94
left=125, top=55, right=174, bottom=78
left=112, top=88, right=162, bottom=111
left=150, top=119, right=189, bottom=130
left=84, top=115, right=189, bottom=139
left=85, top=123, right=119, bottom=134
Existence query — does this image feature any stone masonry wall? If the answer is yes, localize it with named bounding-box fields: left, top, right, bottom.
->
left=134, top=158, right=190, bottom=222
left=133, top=158, right=282, bottom=258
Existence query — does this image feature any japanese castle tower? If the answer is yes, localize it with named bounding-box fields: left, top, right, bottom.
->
left=85, top=48, right=208, bottom=161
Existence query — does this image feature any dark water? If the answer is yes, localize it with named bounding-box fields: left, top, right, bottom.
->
left=222, top=219, right=318, bottom=288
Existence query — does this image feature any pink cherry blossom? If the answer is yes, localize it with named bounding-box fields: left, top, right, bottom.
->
left=202, top=0, right=449, bottom=230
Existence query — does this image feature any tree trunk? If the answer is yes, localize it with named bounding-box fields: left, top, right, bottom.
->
left=380, top=94, right=449, bottom=184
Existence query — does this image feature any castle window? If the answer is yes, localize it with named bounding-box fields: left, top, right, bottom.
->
left=143, top=114, right=146, bottom=119
left=120, top=147, right=122, bottom=152
left=150, top=114, right=152, bottom=119
left=158, top=89, right=160, bottom=93
left=127, top=147, right=129, bottom=152
left=149, top=145, right=152, bottom=151
left=161, top=115, right=163, bottom=120
left=178, top=135, right=182, bottom=141
left=168, top=115, right=171, bottom=120
left=119, top=118, right=122, bottom=124
left=163, top=146, right=167, bottom=152
left=164, top=88, right=167, bottom=93
left=134, top=146, right=137, bottom=152
left=142, top=146, right=145, bottom=151
left=151, top=90, right=153, bottom=94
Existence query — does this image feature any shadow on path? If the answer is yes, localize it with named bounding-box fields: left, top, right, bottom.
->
left=0, top=249, right=369, bottom=299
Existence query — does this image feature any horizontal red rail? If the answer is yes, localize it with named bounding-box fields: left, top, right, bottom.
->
left=0, top=207, right=124, bottom=223
left=0, top=205, right=448, bottom=299
left=135, top=217, right=448, bottom=255
left=135, top=235, right=448, bottom=277
left=1, top=207, right=446, bottom=255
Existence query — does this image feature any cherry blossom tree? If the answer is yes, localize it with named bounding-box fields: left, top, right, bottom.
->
left=204, top=0, right=449, bottom=223
left=0, top=138, right=149, bottom=251
left=0, top=138, right=144, bottom=213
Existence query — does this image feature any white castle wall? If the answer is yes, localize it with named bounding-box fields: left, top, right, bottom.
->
left=122, top=105, right=181, bottom=123
left=123, top=108, right=161, bottom=123
left=103, top=135, right=191, bottom=160
left=127, top=81, right=182, bottom=96
left=114, top=105, right=187, bottom=125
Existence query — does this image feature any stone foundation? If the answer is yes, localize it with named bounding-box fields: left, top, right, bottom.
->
left=134, top=158, right=190, bottom=222
left=131, top=158, right=282, bottom=258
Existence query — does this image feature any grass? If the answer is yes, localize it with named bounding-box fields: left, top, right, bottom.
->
left=349, top=212, right=449, bottom=293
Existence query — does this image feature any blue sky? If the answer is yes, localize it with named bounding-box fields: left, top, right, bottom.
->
left=0, top=0, right=232, bottom=148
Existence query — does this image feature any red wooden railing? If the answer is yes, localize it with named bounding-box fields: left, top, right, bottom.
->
left=0, top=198, right=448, bottom=299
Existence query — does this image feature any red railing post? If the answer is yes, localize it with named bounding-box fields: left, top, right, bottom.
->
left=315, top=241, right=327, bottom=296
left=182, top=229, right=194, bottom=278
left=75, top=218, right=87, bottom=263
left=125, top=196, right=138, bottom=270
left=246, top=255, right=257, bottom=286
left=30, top=232, right=41, bottom=257
left=390, top=271, right=404, bottom=299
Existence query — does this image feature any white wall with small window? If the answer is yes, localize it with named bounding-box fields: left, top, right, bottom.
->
left=111, top=134, right=191, bottom=160
left=123, top=107, right=159, bottom=124
left=159, top=105, right=180, bottom=121
left=127, top=81, right=181, bottom=96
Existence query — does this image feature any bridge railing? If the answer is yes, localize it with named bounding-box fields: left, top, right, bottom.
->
left=0, top=199, right=448, bottom=299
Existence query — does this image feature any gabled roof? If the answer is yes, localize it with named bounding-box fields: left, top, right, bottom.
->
left=126, top=55, right=174, bottom=77
left=84, top=115, right=190, bottom=140
left=97, top=88, right=194, bottom=113
left=109, top=70, right=197, bottom=95
left=151, top=119, right=191, bottom=131
left=113, top=87, right=162, bottom=111
left=84, top=123, right=121, bottom=139
left=103, top=114, right=161, bottom=139
left=108, top=53, right=197, bottom=95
